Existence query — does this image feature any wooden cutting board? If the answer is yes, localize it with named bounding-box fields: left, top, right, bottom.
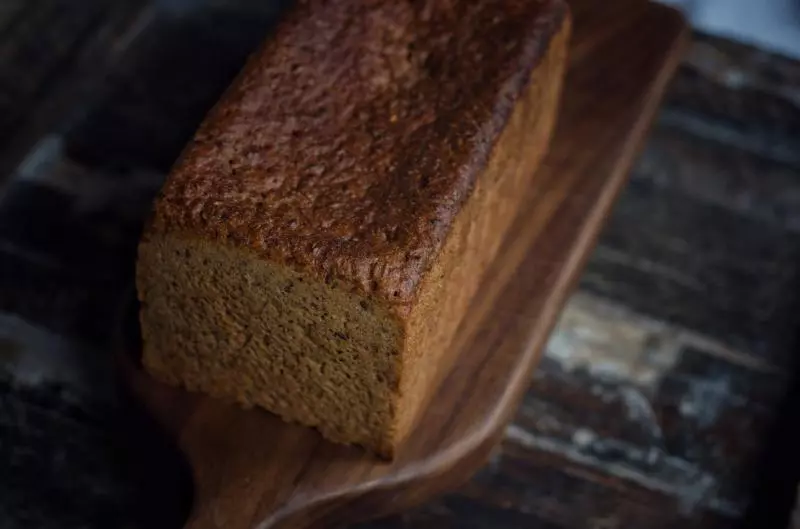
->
left=118, top=1, right=688, bottom=527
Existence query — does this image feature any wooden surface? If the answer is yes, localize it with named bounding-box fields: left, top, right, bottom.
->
left=3, top=2, right=800, bottom=529
left=117, top=2, right=688, bottom=528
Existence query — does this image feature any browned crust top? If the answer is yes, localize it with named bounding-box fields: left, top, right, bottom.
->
left=148, top=0, right=567, bottom=308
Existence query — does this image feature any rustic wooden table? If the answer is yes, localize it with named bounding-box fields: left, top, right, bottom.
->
left=1, top=1, right=799, bottom=528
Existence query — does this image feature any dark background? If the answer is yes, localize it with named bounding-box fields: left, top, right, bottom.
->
left=1, top=1, right=799, bottom=528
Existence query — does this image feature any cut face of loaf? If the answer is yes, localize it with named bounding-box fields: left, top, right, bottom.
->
left=137, top=0, right=570, bottom=458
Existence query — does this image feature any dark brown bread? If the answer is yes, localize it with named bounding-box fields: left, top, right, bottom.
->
left=137, top=0, right=570, bottom=457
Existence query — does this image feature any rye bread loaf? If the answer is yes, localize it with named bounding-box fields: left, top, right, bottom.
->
left=137, top=0, right=570, bottom=458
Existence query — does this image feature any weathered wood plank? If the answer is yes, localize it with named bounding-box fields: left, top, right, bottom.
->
left=0, top=0, right=150, bottom=181
left=0, top=344, right=192, bottom=529
left=633, top=125, right=800, bottom=233
left=357, top=440, right=734, bottom=529
left=0, top=138, right=162, bottom=346
left=0, top=0, right=107, bottom=142
left=581, top=177, right=800, bottom=367
left=533, top=294, right=786, bottom=515
left=660, top=33, right=800, bottom=169
left=64, top=1, right=284, bottom=173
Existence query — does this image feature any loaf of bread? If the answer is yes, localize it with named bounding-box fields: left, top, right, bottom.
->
left=137, top=0, right=569, bottom=458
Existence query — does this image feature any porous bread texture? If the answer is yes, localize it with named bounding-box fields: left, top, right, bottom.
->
left=137, top=0, right=570, bottom=458
left=138, top=237, right=403, bottom=454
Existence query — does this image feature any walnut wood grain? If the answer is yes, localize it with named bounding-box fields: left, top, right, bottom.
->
left=118, top=1, right=688, bottom=528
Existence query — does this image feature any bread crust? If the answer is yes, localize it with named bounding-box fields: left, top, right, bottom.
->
left=139, top=0, right=570, bottom=457
left=146, top=0, right=569, bottom=315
